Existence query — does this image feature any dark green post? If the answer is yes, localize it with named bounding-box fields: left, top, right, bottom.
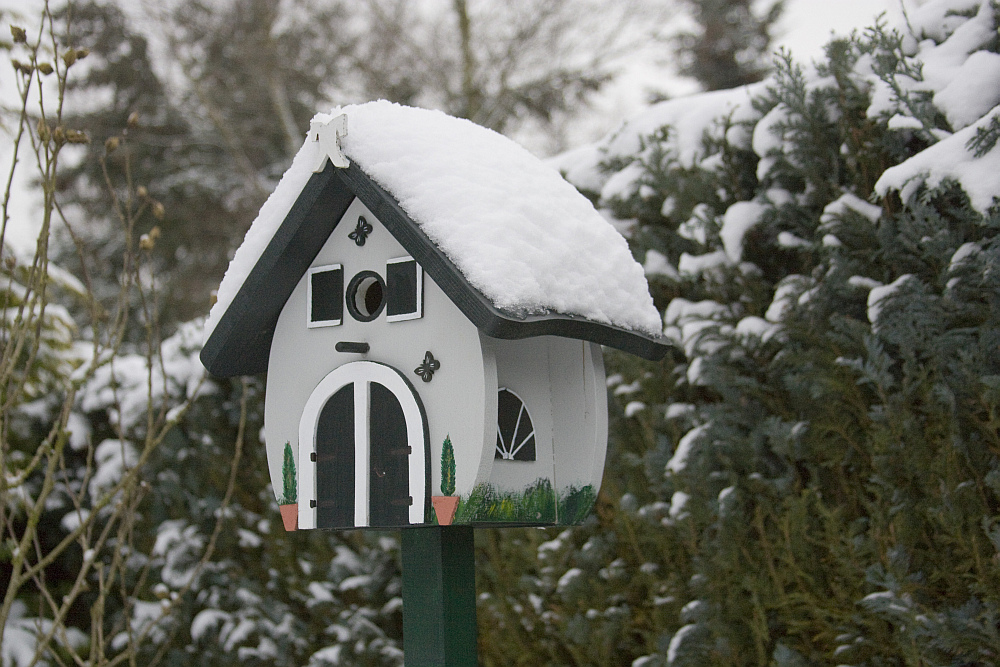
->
left=401, top=526, right=478, bottom=666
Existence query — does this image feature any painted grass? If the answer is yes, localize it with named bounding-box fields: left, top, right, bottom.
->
left=557, top=484, right=597, bottom=525
left=451, top=480, right=596, bottom=525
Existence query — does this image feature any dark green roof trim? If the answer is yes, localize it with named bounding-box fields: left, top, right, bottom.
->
left=201, top=162, right=669, bottom=377
left=200, top=166, right=354, bottom=377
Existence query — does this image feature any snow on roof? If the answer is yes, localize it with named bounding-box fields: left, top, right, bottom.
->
left=206, top=101, right=662, bottom=341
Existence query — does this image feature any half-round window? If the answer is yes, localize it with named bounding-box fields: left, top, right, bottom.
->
left=495, top=388, right=535, bottom=461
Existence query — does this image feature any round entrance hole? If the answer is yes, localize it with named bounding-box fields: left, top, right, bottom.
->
left=346, top=270, right=386, bottom=322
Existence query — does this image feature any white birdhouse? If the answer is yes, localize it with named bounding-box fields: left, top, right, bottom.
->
left=201, top=102, right=668, bottom=530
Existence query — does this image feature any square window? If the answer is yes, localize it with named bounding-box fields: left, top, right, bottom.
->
left=308, top=264, right=343, bottom=327
left=386, top=257, right=422, bottom=322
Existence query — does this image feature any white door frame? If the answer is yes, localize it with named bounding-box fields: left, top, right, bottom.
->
left=297, top=361, right=427, bottom=529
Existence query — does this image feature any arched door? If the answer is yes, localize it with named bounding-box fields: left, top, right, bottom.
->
left=298, top=362, right=429, bottom=529
left=314, top=384, right=355, bottom=527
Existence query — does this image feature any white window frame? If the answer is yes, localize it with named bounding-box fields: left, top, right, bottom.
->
left=385, top=256, right=423, bottom=323
left=306, top=263, right=343, bottom=328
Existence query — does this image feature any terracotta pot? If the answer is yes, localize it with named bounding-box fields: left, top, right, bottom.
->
left=431, top=496, right=460, bottom=526
left=279, top=504, right=298, bottom=531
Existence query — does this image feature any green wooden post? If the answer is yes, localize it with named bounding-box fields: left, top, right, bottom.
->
left=401, top=526, right=478, bottom=666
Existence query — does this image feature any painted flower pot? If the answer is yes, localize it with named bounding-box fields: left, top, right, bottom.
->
left=431, top=496, right=460, bottom=526
left=279, top=504, right=298, bottom=531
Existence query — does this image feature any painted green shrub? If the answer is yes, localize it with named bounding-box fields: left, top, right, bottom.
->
left=440, top=435, right=456, bottom=496
left=280, top=441, right=296, bottom=504
left=454, top=479, right=558, bottom=524
left=453, top=481, right=597, bottom=524
left=556, top=485, right=597, bottom=525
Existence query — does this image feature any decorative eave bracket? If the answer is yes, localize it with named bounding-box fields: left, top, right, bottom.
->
left=311, top=114, right=349, bottom=172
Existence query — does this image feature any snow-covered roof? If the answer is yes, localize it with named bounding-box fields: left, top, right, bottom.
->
left=202, top=102, right=667, bottom=376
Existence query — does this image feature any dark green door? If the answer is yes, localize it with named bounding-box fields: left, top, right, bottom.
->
left=305, top=361, right=427, bottom=529
left=369, top=382, right=411, bottom=527
left=315, top=385, right=354, bottom=529
left=313, top=379, right=412, bottom=528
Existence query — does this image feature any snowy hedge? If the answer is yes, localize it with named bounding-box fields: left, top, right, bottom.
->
left=526, top=0, right=1000, bottom=664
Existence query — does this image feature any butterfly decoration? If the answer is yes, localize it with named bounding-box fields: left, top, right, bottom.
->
left=413, top=351, right=441, bottom=383
left=349, top=216, right=373, bottom=246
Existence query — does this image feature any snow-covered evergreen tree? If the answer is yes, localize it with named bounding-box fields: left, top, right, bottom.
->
left=497, top=1, right=1000, bottom=663
left=672, top=0, right=785, bottom=91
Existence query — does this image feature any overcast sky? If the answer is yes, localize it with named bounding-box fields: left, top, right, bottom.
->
left=778, top=0, right=906, bottom=61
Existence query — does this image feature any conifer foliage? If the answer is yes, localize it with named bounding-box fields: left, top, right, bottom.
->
left=672, top=0, right=784, bottom=90
left=510, top=1, right=1000, bottom=664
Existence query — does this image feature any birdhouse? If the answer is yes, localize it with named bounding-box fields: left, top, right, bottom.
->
left=200, top=101, right=668, bottom=530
